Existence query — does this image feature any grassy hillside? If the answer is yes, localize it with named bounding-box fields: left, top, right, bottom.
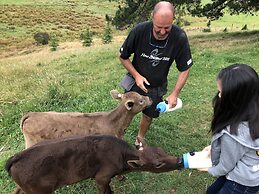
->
left=0, top=0, right=118, bottom=56
left=1, top=0, right=259, bottom=57
left=0, top=30, right=259, bottom=193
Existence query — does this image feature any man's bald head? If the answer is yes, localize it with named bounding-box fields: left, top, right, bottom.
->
left=151, top=1, right=174, bottom=40
left=152, top=1, right=174, bottom=18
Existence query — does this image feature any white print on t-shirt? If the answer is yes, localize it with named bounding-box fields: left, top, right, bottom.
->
left=141, top=49, right=170, bottom=67
left=187, top=58, right=192, bottom=66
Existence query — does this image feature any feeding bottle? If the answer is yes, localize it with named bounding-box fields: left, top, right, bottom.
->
left=156, top=98, right=183, bottom=113
left=182, top=151, right=212, bottom=169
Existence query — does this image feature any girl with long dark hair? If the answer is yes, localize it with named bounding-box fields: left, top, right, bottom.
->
left=203, top=64, right=259, bottom=194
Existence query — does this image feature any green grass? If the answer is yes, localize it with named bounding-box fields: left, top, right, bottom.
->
left=210, top=13, right=259, bottom=30
left=0, top=30, right=259, bottom=194
left=183, top=13, right=259, bottom=33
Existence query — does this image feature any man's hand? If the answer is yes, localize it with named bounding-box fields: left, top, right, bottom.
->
left=135, top=74, right=150, bottom=93
left=165, top=94, right=178, bottom=109
left=118, top=57, right=150, bottom=93
left=166, top=69, right=190, bottom=108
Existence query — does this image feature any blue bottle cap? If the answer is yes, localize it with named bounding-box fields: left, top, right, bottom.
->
left=182, top=153, right=189, bottom=169
left=156, top=101, right=167, bottom=112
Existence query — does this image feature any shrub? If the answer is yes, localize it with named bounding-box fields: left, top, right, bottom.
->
left=49, top=34, right=59, bottom=51
left=207, top=20, right=211, bottom=28
left=81, top=28, right=93, bottom=47
left=202, top=28, right=211, bottom=33
left=102, top=24, right=113, bottom=44
left=241, top=24, right=248, bottom=30
left=34, top=32, right=49, bottom=45
left=8, top=25, right=15, bottom=31
left=184, top=20, right=191, bottom=26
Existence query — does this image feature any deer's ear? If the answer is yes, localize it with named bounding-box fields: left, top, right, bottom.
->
left=127, top=160, right=143, bottom=168
left=110, top=90, right=123, bottom=100
left=125, top=100, right=134, bottom=110
left=155, top=162, right=166, bottom=169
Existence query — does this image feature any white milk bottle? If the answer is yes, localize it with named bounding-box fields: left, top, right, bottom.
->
left=156, top=98, right=183, bottom=113
left=182, top=151, right=212, bottom=169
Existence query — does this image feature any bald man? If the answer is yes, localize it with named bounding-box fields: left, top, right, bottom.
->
left=118, top=1, right=193, bottom=146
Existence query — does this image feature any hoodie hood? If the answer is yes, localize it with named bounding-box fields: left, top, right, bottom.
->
left=224, top=122, right=259, bottom=149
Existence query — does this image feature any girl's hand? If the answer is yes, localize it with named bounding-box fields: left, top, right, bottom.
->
left=197, top=145, right=212, bottom=172
left=202, top=145, right=211, bottom=156
left=197, top=168, right=209, bottom=172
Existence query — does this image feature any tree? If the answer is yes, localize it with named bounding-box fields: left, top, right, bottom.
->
left=49, top=34, right=59, bottom=51
left=112, top=0, right=258, bottom=29
left=81, top=28, right=93, bottom=47
left=112, top=0, right=201, bottom=29
left=102, top=24, right=113, bottom=44
left=241, top=24, right=248, bottom=30
left=190, top=0, right=259, bottom=20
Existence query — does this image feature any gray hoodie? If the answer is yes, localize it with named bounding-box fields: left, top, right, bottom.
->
left=208, top=122, right=259, bottom=187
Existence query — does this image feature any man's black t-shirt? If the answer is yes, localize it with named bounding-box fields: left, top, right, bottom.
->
left=120, top=21, right=193, bottom=87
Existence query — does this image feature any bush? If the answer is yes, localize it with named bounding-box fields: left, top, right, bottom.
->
left=207, top=20, right=211, bottom=28
left=49, top=34, right=59, bottom=51
left=102, top=24, right=113, bottom=44
left=202, top=28, right=211, bottom=33
left=34, top=32, right=49, bottom=45
left=184, top=20, right=191, bottom=26
left=241, top=24, right=248, bottom=30
left=81, top=28, right=93, bottom=47
left=8, top=25, right=15, bottom=31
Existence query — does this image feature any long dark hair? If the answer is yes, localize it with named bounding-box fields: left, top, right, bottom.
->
left=211, top=64, right=259, bottom=140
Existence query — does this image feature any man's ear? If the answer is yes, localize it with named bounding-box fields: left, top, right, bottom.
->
left=125, top=100, right=134, bottom=110
left=127, top=160, right=143, bottom=168
left=110, top=90, right=123, bottom=100
left=151, top=11, right=154, bottom=19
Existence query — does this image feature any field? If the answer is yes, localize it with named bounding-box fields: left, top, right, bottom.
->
left=1, top=0, right=259, bottom=57
left=1, top=1, right=259, bottom=194
left=0, top=0, right=119, bottom=57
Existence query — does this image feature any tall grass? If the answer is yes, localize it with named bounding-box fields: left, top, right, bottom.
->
left=0, top=30, right=258, bottom=193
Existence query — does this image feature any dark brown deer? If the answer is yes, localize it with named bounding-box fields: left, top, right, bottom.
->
left=6, top=135, right=182, bottom=194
